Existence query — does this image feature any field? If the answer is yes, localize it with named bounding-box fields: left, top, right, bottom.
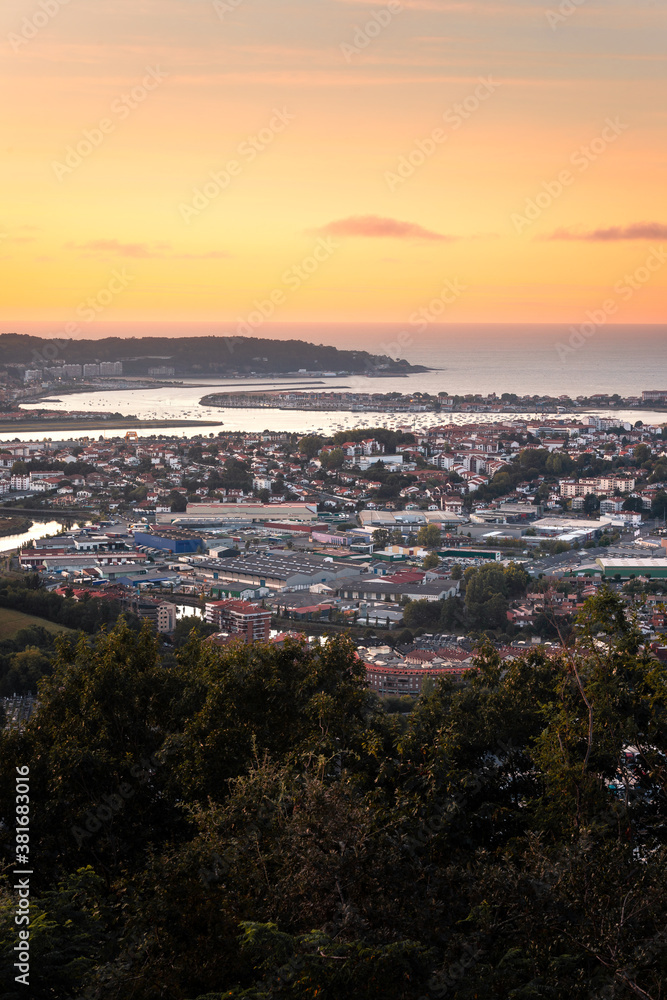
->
left=0, top=607, right=73, bottom=641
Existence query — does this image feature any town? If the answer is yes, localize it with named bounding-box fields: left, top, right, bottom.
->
left=2, top=344, right=667, bottom=429
left=201, top=387, right=667, bottom=414
left=2, top=408, right=667, bottom=717
left=4, top=0, right=666, bottom=990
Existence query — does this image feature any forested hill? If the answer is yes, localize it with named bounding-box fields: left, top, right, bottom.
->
left=0, top=333, right=423, bottom=375
left=1, top=589, right=667, bottom=998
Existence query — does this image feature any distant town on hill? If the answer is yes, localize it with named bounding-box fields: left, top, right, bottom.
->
left=0, top=333, right=427, bottom=377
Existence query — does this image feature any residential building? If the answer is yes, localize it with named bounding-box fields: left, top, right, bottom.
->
left=205, top=599, right=271, bottom=642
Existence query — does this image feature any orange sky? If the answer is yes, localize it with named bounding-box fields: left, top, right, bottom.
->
left=1, top=0, right=666, bottom=328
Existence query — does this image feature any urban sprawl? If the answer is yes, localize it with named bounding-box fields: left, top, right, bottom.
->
left=2, top=399, right=667, bottom=718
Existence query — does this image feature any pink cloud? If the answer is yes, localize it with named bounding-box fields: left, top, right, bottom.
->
left=544, top=223, right=667, bottom=241
left=312, top=215, right=452, bottom=241
left=68, top=239, right=160, bottom=257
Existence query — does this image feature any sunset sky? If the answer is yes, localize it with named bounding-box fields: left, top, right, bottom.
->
left=1, top=0, right=666, bottom=332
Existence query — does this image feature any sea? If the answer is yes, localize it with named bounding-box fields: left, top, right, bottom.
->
left=4, top=323, right=667, bottom=441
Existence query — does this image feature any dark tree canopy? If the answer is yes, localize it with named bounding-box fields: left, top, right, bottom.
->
left=0, top=590, right=666, bottom=999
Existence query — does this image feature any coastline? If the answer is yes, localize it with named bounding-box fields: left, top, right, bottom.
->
left=199, top=392, right=667, bottom=419
left=0, top=516, right=33, bottom=538
left=0, top=418, right=224, bottom=434
left=19, top=367, right=433, bottom=405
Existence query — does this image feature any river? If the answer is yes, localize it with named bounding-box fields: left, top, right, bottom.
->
left=7, top=377, right=667, bottom=443
left=0, top=520, right=85, bottom=555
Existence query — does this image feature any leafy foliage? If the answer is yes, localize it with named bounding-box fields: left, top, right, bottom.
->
left=0, top=590, right=666, bottom=999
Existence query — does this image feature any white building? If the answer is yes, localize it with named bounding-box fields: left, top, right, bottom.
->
left=156, top=602, right=176, bottom=633
left=99, top=361, right=123, bottom=376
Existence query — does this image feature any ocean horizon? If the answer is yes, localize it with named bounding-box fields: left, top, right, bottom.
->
left=5, top=322, right=667, bottom=398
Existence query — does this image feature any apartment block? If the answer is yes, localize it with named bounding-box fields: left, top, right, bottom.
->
left=205, top=599, right=271, bottom=642
left=560, top=476, right=636, bottom=498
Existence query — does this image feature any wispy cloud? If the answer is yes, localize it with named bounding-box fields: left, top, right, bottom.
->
left=544, top=222, right=667, bottom=242
left=67, top=239, right=165, bottom=258
left=66, top=239, right=229, bottom=259
left=174, top=250, right=231, bottom=259
left=0, top=232, right=37, bottom=244
left=311, top=215, right=453, bottom=241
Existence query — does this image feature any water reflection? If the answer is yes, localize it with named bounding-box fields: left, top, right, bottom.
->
left=0, top=520, right=82, bottom=555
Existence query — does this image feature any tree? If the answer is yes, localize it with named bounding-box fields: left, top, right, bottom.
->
left=439, top=595, right=464, bottom=630
left=422, top=552, right=439, bottom=570
left=169, top=491, right=187, bottom=512
left=403, top=599, right=442, bottom=628
left=0, top=645, right=52, bottom=696
left=171, top=616, right=218, bottom=648
left=372, top=528, right=390, bottom=550
left=298, top=435, right=324, bottom=459
left=2, top=585, right=667, bottom=999
left=650, top=489, right=667, bottom=519
left=633, top=443, right=651, bottom=464
left=420, top=676, right=436, bottom=697
left=0, top=867, right=106, bottom=997
left=649, top=462, right=667, bottom=484
left=545, top=451, right=573, bottom=475
left=417, top=523, right=441, bottom=549
left=463, top=562, right=529, bottom=631
left=583, top=492, right=600, bottom=514
left=320, top=448, right=344, bottom=471
left=622, top=495, right=644, bottom=513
